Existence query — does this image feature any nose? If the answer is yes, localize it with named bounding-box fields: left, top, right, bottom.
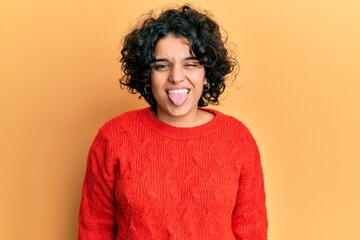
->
left=168, top=65, right=185, bottom=83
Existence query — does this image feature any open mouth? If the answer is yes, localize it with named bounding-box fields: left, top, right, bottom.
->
left=167, top=89, right=190, bottom=106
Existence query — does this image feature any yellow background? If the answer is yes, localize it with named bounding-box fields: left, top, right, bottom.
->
left=1, top=0, right=359, bottom=239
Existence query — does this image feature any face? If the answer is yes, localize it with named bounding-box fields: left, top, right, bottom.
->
left=150, top=34, right=207, bottom=125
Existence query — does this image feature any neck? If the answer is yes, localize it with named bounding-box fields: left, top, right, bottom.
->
left=152, top=107, right=213, bottom=128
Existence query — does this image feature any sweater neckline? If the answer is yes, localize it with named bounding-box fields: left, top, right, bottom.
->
left=138, top=107, right=225, bottom=140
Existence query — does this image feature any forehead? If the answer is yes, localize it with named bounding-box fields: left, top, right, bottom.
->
left=154, top=34, right=192, bottom=58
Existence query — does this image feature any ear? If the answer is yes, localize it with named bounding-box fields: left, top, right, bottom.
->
left=203, top=79, right=210, bottom=92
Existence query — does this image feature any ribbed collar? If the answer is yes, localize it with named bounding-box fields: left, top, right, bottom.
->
left=137, top=107, right=226, bottom=140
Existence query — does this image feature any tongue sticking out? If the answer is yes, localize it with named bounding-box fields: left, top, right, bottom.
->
left=168, top=90, right=189, bottom=106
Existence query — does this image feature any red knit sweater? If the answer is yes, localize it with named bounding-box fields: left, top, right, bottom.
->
left=78, top=108, right=268, bottom=240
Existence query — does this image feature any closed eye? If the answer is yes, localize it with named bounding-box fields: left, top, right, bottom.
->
left=184, top=62, right=201, bottom=69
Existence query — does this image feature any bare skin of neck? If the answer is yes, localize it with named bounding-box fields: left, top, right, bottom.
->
left=151, top=108, right=214, bottom=128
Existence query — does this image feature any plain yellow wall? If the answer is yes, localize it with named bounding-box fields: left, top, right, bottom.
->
left=1, top=0, right=359, bottom=239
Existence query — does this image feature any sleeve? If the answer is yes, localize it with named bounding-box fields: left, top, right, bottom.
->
left=78, top=130, right=119, bottom=240
left=231, top=129, right=268, bottom=240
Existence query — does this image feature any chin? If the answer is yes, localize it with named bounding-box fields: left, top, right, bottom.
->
left=166, top=106, right=190, bottom=117
left=173, top=104, right=199, bottom=116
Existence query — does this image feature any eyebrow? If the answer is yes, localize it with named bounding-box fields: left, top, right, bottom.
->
left=153, top=56, right=198, bottom=62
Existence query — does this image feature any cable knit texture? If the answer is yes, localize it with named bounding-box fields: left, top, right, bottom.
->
left=78, top=108, right=268, bottom=240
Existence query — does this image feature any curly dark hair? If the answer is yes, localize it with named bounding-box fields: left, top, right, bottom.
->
left=119, top=5, right=237, bottom=108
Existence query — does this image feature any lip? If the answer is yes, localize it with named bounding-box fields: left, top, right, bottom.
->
left=165, top=87, right=190, bottom=94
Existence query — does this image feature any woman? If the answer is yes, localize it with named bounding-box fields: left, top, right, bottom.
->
left=78, top=5, right=268, bottom=240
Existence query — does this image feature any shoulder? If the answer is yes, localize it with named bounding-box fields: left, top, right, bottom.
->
left=206, top=108, right=253, bottom=133
left=88, top=108, right=149, bottom=154
left=100, top=108, right=147, bottom=133
left=204, top=108, right=259, bottom=147
left=92, top=108, right=148, bottom=143
left=212, top=110, right=261, bottom=161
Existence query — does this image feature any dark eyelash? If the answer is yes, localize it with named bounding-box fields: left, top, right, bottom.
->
left=153, top=64, right=169, bottom=70
left=185, top=63, right=201, bottom=67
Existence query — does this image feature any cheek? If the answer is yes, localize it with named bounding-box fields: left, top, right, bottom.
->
left=190, top=72, right=206, bottom=88
left=150, top=79, right=166, bottom=102
left=150, top=73, right=166, bottom=87
left=150, top=77, right=160, bottom=92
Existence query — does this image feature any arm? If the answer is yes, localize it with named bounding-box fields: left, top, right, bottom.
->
left=232, top=131, right=268, bottom=240
left=78, top=130, right=118, bottom=240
